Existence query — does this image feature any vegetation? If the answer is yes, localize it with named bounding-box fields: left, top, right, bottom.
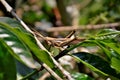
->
left=0, top=0, right=120, bottom=80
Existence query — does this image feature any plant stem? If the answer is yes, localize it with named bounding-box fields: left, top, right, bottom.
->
left=1, top=0, right=73, bottom=79
left=55, top=40, right=88, bottom=60
left=21, top=69, right=39, bottom=80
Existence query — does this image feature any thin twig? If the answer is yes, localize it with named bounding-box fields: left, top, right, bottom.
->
left=0, top=0, right=73, bottom=80
left=35, top=31, right=85, bottom=47
left=46, top=22, right=120, bottom=32
left=65, top=30, right=76, bottom=38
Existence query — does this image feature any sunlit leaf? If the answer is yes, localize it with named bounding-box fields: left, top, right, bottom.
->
left=72, top=72, right=94, bottom=80
left=94, top=29, right=120, bottom=40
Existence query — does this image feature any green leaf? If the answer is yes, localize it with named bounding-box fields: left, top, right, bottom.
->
left=93, top=40, right=112, bottom=59
left=72, top=73, right=94, bottom=80
left=33, top=50, right=55, bottom=68
left=99, top=41, right=120, bottom=56
left=94, top=29, right=120, bottom=40
left=0, top=17, right=26, bottom=31
left=0, top=39, right=16, bottom=80
left=32, top=50, right=64, bottom=77
left=111, top=57, right=120, bottom=73
left=97, top=29, right=120, bottom=35
left=0, top=18, right=63, bottom=77
left=0, top=22, right=36, bottom=68
left=72, top=52, right=120, bottom=79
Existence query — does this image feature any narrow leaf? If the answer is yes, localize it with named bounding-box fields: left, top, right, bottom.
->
left=72, top=52, right=120, bottom=79
left=111, top=57, right=120, bottom=73
left=95, top=29, right=120, bottom=39
left=100, top=41, right=120, bottom=56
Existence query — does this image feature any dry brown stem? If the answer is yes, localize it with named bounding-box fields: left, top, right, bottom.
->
left=46, top=22, right=120, bottom=32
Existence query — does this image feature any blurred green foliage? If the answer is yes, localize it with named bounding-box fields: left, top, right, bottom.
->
left=79, top=0, right=120, bottom=24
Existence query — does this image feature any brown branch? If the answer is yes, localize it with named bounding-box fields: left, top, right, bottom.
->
left=46, top=22, right=120, bottom=32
